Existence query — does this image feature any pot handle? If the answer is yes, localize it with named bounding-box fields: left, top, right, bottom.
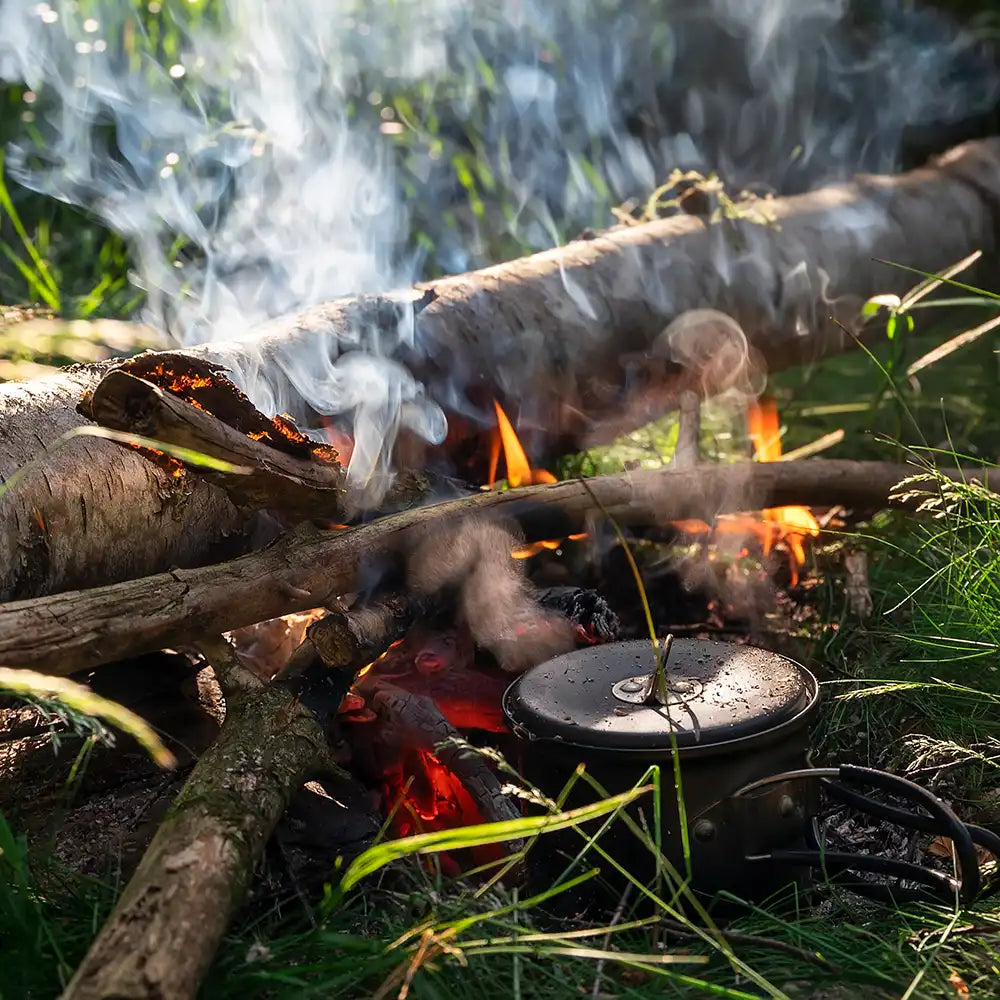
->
left=734, top=764, right=998, bottom=906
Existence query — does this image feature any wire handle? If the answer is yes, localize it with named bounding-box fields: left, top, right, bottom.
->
left=734, top=764, right=997, bottom=906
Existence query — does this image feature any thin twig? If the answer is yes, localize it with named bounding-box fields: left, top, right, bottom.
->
left=590, top=885, right=634, bottom=998
left=657, top=919, right=841, bottom=973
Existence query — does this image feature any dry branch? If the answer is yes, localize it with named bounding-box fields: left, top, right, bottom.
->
left=0, top=459, right=954, bottom=677
left=60, top=637, right=342, bottom=1000
left=3, top=139, right=1000, bottom=600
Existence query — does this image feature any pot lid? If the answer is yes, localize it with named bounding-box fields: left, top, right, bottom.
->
left=502, top=638, right=815, bottom=751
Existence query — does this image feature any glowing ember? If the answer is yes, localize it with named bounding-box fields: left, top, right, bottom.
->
left=381, top=750, right=505, bottom=873
left=511, top=533, right=588, bottom=560
left=340, top=631, right=515, bottom=875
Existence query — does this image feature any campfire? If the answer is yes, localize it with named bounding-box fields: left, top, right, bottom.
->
left=4, top=112, right=1000, bottom=1000
left=208, top=383, right=837, bottom=878
left=6, top=0, right=1000, bottom=994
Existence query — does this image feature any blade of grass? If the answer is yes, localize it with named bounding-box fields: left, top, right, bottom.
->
left=576, top=476, right=693, bottom=882
left=872, top=258, right=1000, bottom=302
left=0, top=151, right=61, bottom=308
left=831, top=316, right=926, bottom=446
left=0, top=666, right=175, bottom=768
left=0, top=424, right=253, bottom=505
left=906, top=313, right=1000, bottom=376
left=898, top=250, right=983, bottom=311
left=336, top=784, right=653, bottom=894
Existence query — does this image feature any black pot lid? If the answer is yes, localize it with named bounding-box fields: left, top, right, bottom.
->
left=502, top=638, right=815, bottom=751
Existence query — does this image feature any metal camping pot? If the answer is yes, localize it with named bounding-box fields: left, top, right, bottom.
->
left=502, top=637, right=1000, bottom=909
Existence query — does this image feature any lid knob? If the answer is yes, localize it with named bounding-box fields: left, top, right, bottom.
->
left=610, top=634, right=679, bottom=706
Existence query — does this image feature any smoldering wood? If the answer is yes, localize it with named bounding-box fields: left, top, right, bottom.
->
left=282, top=592, right=415, bottom=678
left=82, top=370, right=350, bottom=520
left=2, top=139, right=999, bottom=602
left=60, top=636, right=343, bottom=1000
left=0, top=458, right=966, bottom=678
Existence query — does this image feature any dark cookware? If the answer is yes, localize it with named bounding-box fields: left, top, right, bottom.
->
left=502, top=637, right=1000, bottom=908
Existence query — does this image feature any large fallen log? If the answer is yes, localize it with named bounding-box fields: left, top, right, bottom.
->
left=195, top=139, right=1000, bottom=465
left=3, top=140, right=999, bottom=601
left=0, top=459, right=964, bottom=677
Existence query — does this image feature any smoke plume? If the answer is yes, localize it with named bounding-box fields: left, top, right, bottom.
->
left=1, top=0, right=995, bottom=491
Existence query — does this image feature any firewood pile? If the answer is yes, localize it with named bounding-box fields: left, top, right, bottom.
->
left=3, top=139, right=1000, bottom=1000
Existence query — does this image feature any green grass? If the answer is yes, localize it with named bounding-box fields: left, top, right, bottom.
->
left=5, top=3, right=1000, bottom=997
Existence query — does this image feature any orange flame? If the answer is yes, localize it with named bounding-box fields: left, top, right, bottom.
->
left=489, top=400, right=557, bottom=488
left=746, top=396, right=819, bottom=584
left=318, top=416, right=354, bottom=466
left=488, top=400, right=586, bottom=558
left=669, top=398, right=820, bottom=584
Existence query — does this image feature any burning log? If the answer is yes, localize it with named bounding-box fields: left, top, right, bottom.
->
left=2, top=141, right=998, bottom=603
left=0, top=458, right=975, bottom=678
left=187, top=138, right=1000, bottom=471
left=60, top=635, right=344, bottom=1000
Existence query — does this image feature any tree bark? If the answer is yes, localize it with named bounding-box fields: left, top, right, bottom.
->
left=0, top=369, right=251, bottom=602
left=60, top=637, right=339, bottom=1000
left=3, top=139, right=999, bottom=601
left=187, top=138, right=1000, bottom=468
left=0, top=459, right=952, bottom=678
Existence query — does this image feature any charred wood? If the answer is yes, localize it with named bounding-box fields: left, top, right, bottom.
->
left=0, top=368, right=250, bottom=602
left=282, top=592, right=415, bottom=678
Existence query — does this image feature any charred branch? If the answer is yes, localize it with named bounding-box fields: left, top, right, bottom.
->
left=0, top=459, right=966, bottom=678
left=282, top=592, right=415, bottom=679
left=81, top=370, right=350, bottom=521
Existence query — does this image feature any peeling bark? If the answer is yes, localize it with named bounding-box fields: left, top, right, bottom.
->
left=0, top=370, right=251, bottom=602
left=0, top=459, right=951, bottom=677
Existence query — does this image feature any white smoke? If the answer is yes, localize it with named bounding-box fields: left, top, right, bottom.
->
left=0, top=0, right=995, bottom=492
